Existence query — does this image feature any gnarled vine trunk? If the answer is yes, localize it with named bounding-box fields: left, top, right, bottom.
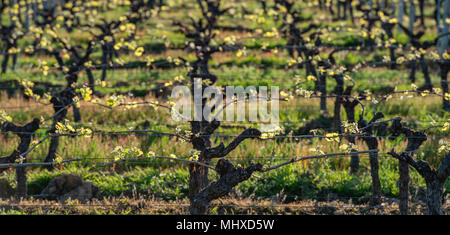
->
left=389, top=118, right=427, bottom=215
left=0, top=118, right=40, bottom=197
left=425, top=180, right=445, bottom=215
left=190, top=159, right=262, bottom=214
left=359, top=112, right=385, bottom=205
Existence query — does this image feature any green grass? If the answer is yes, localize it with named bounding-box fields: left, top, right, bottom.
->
left=2, top=155, right=447, bottom=203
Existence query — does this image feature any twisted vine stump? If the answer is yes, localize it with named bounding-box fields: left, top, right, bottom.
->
left=332, top=73, right=344, bottom=132
left=388, top=151, right=450, bottom=215
left=397, top=24, right=442, bottom=90
left=189, top=120, right=221, bottom=201
left=175, top=0, right=264, bottom=214
left=389, top=118, right=427, bottom=215
left=418, top=0, right=426, bottom=26
left=317, top=58, right=334, bottom=115
left=91, top=19, right=122, bottom=83
left=439, top=61, right=449, bottom=111
left=175, top=3, right=225, bottom=201
left=190, top=128, right=261, bottom=214
left=191, top=158, right=263, bottom=215
left=357, top=7, right=381, bottom=49
left=358, top=112, right=385, bottom=205
left=44, top=87, right=76, bottom=170
left=43, top=36, right=94, bottom=169
left=336, top=0, right=354, bottom=22
left=276, top=1, right=322, bottom=92
left=303, top=39, right=320, bottom=93
left=50, top=40, right=94, bottom=122
left=379, top=11, right=397, bottom=69
left=0, top=118, right=40, bottom=198
left=0, top=2, right=25, bottom=75
left=342, top=86, right=361, bottom=175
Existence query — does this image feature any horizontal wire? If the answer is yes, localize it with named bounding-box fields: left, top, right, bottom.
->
left=1, top=147, right=444, bottom=170
left=1, top=130, right=448, bottom=139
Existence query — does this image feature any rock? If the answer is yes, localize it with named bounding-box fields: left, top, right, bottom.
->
left=60, top=181, right=101, bottom=202
left=0, top=179, right=14, bottom=198
left=40, top=174, right=83, bottom=198
left=40, top=174, right=101, bottom=202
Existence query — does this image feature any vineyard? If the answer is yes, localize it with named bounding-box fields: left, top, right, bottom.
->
left=0, top=0, right=449, bottom=216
